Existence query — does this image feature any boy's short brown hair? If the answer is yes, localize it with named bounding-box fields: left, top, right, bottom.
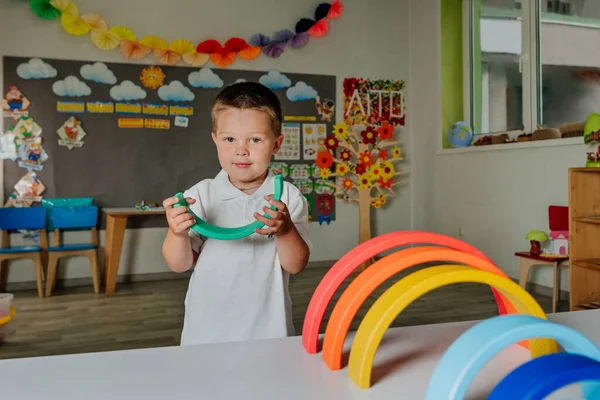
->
left=211, top=81, right=282, bottom=137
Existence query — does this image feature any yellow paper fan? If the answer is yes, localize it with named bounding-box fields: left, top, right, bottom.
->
left=61, top=13, right=91, bottom=36
left=50, top=0, right=78, bottom=17
left=169, top=39, right=195, bottom=55
left=139, top=35, right=168, bottom=50
left=109, top=26, right=136, bottom=41
left=183, top=52, right=210, bottom=67
left=81, top=14, right=108, bottom=31
left=91, top=29, right=120, bottom=50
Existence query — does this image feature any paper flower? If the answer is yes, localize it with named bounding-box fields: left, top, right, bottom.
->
left=319, top=168, right=333, bottom=179
left=378, top=149, right=388, bottom=160
left=336, top=162, right=349, bottom=176
left=324, top=136, right=339, bottom=150
left=361, top=126, right=378, bottom=144
left=380, top=161, right=395, bottom=180
left=355, top=163, right=366, bottom=175
left=333, top=122, right=350, bottom=140
left=377, top=177, right=393, bottom=189
left=342, top=178, right=353, bottom=190
left=359, top=175, right=373, bottom=189
left=340, top=149, right=352, bottom=161
left=378, top=121, right=394, bottom=140
left=359, top=150, right=375, bottom=167
left=392, top=146, right=402, bottom=158
left=316, top=151, right=333, bottom=169
left=369, top=164, right=383, bottom=181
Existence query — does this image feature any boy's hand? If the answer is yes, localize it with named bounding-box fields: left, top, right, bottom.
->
left=163, top=196, right=196, bottom=236
left=254, top=195, right=293, bottom=236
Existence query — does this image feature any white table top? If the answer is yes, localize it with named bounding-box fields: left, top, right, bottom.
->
left=1, top=310, right=598, bottom=400
left=102, top=207, right=166, bottom=215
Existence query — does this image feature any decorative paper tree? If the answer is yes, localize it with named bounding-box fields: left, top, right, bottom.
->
left=315, top=120, right=404, bottom=246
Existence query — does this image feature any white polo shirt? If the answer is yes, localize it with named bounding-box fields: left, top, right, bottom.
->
left=179, top=169, right=311, bottom=346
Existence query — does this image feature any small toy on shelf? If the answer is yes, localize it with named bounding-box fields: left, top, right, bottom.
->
left=584, top=112, right=600, bottom=167
left=134, top=200, right=160, bottom=211
left=526, top=230, right=549, bottom=256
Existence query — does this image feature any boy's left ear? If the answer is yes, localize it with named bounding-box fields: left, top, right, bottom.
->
left=272, top=134, right=284, bottom=155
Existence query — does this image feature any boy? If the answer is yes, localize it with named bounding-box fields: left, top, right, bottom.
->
left=161, top=81, right=311, bottom=346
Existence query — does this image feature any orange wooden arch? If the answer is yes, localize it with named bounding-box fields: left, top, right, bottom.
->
left=321, top=246, right=517, bottom=370
left=301, top=230, right=504, bottom=354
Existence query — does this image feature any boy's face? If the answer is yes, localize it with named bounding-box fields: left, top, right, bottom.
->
left=212, top=108, right=283, bottom=187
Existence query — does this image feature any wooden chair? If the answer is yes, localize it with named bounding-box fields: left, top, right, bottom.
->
left=45, top=206, right=100, bottom=297
left=0, top=207, right=48, bottom=297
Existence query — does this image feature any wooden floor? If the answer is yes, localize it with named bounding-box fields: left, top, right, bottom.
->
left=0, top=266, right=567, bottom=360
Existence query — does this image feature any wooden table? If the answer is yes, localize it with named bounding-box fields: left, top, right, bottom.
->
left=103, top=208, right=165, bottom=296
left=0, top=309, right=598, bottom=399
left=515, top=251, right=569, bottom=313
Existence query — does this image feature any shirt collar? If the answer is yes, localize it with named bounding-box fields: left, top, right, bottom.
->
left=214, top=169, right=276, bottom=201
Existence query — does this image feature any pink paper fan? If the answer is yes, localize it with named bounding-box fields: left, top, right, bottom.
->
left=262, top=42, right=286, bottom=58
left=288, top=32, right=309, bottom=48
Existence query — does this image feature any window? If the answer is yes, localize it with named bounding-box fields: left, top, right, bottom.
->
left=463, top=0, right=600, bottom=143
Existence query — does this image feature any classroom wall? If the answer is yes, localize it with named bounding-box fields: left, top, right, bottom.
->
left=0, top=0, right=414, bottom=284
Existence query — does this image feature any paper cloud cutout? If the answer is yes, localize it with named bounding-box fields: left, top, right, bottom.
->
left=110, top=80, right=146, bottom=101
left=158, top=80, right=195, bottom=102
left=235, top=78, right=247, bottom=83
left=286, top=81, right=318, bottom=101
left=259, top=70, right=291, bottom=90
left=52, top=76, right=92, bottom=97
left=16, top=58, right=57, bottom=80
left=188, top=68, right=224, bottom=88
left=80, top=62, right=117, bottom=84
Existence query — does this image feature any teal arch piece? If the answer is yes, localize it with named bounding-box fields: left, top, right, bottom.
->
left=424, top=314, right=600, bottom=400
left=173, top=174, right=283, bottom=240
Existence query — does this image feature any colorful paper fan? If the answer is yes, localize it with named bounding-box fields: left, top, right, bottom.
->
left=315, top=3, right=331, bottom=20
left=210, top=51, right=236, bottom=68
left=289, top=32, right=309, bottom=48
left=263, top=42, right=286, bottom=58
left=224, top=38, right=249, bottom=53
left=183, top=52, right=209, bottom=67
left=238, top=45, right=261, bottom=60
left=109, top=25, right=136, bottom=41
left=169, top=39, right=195, bottom=55
left=81, top=13, right=107, bottom=31
left=154, top=49, right=182, bottom=66
left=308, top=19, right=329, bottom=37
left=61, top=13, right=91, bottom=36
left=196, top=39, right=222, bottom=55
left=91, top=29, right=120, bottom=50
left=139, top=35, right=168, bottom=50
left=121, top=40, right=151, bottom=59
left=30, top=0, right=61, bottom=20
left=50, top=0, right=78, bottom=16
left=327, top=0, right=344, bottom=18
left=295, top=18, right=315, bottom=33
left=273, top=29, right=294, bottom=43
left=249, top=34, right=270, bottom=47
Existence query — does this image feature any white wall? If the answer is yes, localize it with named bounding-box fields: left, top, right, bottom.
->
left=0, top=0, right=413, bottom=284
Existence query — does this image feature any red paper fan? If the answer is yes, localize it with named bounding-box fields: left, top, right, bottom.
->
left=224, top=37, right=249, bottom=53
left=196, top=39, right=222, bottom=54
left=327, top=0, right=344, bottom=19
left=308, top=18, right=329, bottom=37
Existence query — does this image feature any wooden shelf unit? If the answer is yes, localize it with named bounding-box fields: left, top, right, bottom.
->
left=569, top=168, right=600, bottom=311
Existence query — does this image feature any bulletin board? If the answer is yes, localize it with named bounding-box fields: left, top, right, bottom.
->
left=1, top=55, right=336, bottom=228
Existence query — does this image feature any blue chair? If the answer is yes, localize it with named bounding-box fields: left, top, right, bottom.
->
left=45, top=206, right=100, bottom=297
left=0, top=207, right=48, bottom=297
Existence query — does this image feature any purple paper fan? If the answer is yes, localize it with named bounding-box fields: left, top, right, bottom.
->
left=288, top=32, right=309, bottom=49
left=295, top=18, right=315, bottom=33
left=315, top=3, right=331, bottom=20
left=250, top=33, right=271, bottom=47
left=273, top=29, right=295, bottom=43
left=263, top=42, right=286, bottom=58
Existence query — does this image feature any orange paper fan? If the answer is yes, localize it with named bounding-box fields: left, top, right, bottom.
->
left=81, top=13, right=107, bottom=31
left=238, top=46, right=261, bottom=60
left=308, top=18, right=329, bottom=37
left=210, top=51, right=236, bottom=68
left=121, top=40, right=151, bottom=59
left=154, top=49, right=182, bottom=66
left=91, top=29, right=120, bottom=50
left=139, top=35, right=168, bottom=50
left=183, top=52, right=209, bottom=67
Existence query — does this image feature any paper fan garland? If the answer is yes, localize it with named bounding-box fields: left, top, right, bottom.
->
left=30, top=0, right=61, bottom=20
left=28, top=0, right=344, bottom=68
left=121, top=40, right=151, bottom=59
left=91, top=29, right=120, bottom=50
